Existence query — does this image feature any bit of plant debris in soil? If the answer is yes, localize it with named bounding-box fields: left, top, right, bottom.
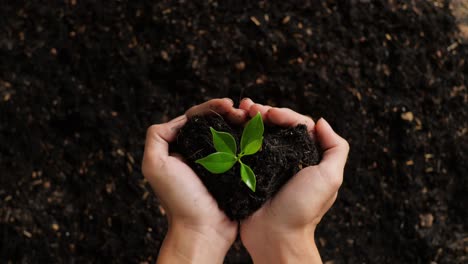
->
left=0, top=1, right=466, bottom=263
left=173, top=115, right=320, bottom=220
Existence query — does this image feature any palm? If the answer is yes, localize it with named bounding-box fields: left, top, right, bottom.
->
left=241, top=165, right=334, bottom=235
left=166, top=156, right=235, bottom=226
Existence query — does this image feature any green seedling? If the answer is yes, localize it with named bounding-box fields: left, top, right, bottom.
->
left=195, top=112, right=264, bottom=192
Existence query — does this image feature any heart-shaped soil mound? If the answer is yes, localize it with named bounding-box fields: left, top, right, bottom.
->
left=172, top=115, right=320, bottom=220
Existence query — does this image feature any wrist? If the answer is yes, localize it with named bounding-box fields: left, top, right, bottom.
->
left=157, top=221, right=233, bottom=264
left=244, top=226, right=321, bottom=264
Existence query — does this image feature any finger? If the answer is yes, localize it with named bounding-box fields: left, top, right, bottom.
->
left=248, top=103, right=272, bottom=119
left=225, top=108, right=249, bottom=125
left=185, top=98, right=234, bottom=118
left=315, top=118, right=349, bottom=189
left=148, top=115, right=187, bottom=143
left=266, top=108, right=315, bottom=134
left=186, top=98, right=248, bottom=125
left=239, top=97, right=255, bottom=112
left=239, top=98, right=272, bottom=120
left=142, top=115, right=187, bottom=176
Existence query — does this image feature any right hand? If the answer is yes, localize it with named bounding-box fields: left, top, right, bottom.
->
left=238, top=99, right=350, bottom=264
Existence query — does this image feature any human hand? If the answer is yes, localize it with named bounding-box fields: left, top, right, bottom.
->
left=142, top=98, right=247, bottom=264
left=238, top=99, right=349, bottom=264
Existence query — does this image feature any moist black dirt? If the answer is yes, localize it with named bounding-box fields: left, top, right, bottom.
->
left=173, top=115, right=320, bottom=220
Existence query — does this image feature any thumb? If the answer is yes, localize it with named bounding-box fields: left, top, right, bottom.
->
left=142, top=115, right=187, bottom=178
left=315, top=118, right=349, bottom=189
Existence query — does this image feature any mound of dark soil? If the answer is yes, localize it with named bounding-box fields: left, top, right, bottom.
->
left=174, top=115, right=320, bottom=220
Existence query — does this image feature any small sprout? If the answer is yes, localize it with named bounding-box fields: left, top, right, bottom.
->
left=195, top=112, right=264, bottom=192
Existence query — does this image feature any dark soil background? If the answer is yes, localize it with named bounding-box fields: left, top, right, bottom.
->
left=0, top=0, right=466, bottom=263
left=174, top=115, right=320, bottom=221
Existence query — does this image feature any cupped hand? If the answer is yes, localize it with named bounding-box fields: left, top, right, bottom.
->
left=142, top=98, right=247, bottom=263
left=238, top=98, right=350, bottom=264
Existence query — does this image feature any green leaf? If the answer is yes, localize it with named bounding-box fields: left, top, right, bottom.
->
left=240, top=112, right=264, bottom=156
left=195, top=152, right=237, bottom=174
left=240, top=162, right=256, bottom=192
left=210, top=127, right=237, bottom=155
left=242, top=138, right=263, bottom=155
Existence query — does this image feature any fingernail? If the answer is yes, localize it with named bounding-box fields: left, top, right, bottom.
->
left=225, top=98, right=234, bottom=105
left=318, top=118, right=334, bottom=132
left=240, top=97, right=251, bottom=103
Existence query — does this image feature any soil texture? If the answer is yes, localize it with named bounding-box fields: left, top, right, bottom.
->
left=0, top=1, right=466, bottom=263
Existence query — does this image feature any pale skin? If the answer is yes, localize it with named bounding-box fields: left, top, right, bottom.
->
left=142, top=98, right=349, bottom=263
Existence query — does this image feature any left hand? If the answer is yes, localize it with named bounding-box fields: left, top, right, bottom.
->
left=142, top=98, right=247, bottom=263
